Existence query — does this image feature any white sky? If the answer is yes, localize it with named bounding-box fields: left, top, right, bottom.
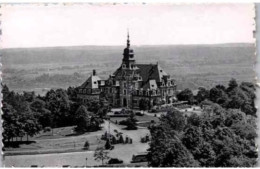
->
left=1, top=4, right=255, bottom=48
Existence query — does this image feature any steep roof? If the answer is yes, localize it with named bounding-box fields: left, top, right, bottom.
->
left=143, top=79, right=158, bottom=90
left=79, top=75, right=101, bottom=89
left=136, top=64, right=168, bottom=84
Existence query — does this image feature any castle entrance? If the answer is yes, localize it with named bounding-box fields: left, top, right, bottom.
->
left=123, top=98, right=127, bottom=107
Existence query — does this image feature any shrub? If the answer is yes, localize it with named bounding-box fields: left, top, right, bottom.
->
left=43, top=127, right=51, bottom=132
left=135, top=112, right=144, bottom=116
left=119, top=120, right=128, bottom=125
left=105, top=139, right=111, bottom=150
left=84, top=141, right=90, bottom=150
left=118, top=135, right=124, bottom=144
left=108, top=158, right=123, bottom=164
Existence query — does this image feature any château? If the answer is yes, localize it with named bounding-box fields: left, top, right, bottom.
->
left=77, top=32, right=177, bottom=109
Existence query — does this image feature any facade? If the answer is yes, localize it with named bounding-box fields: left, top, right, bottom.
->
left=77, top=33, right=177, bottom=109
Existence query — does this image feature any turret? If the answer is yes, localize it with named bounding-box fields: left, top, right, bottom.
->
left=122, top=30, right=135, bottom=68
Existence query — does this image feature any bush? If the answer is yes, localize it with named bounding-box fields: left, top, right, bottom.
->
left=119, top=120, right=128, bottom=125
left=111, top=135, right=117, bottom=144
left=84, top=141, right=90, bottom=150
left=43, top=127, right=51, bottom=132
left=118, top=135, right=124, bottom=144
left=108, top=158, right=123, bottom=164
left=135, top=112, right=144, bottom=116
left=105, top=139, right=112, bottom=150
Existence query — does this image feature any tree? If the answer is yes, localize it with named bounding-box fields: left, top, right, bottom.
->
left=177, top=88, right=194, bottom=104
left=118, top=134, right=124, bottom=144
left=209, top=87, right=229, bottom=106
left=139, top=99, right=149, bottom=111
left=227, top=78, right=238, bottom=92
left=94, top=146, right=110, bottom=166
left=105, top=139, right=111, bottom=150
left=30, top=99, right=52, bottom=128
left=75, top=105, right=92, bottom=132
left=148, top=125, right=198, bottom=167
left=196, top=87, right=209, bottom=103
left=45, top=89, right=70, bottom=127
left=2, top=103, right=19, bottom=142
left=160, top=109, right=186, bottom=132
left=84, top=141, right=90, bottom=150
left=125, top=112, right=138, bottom=130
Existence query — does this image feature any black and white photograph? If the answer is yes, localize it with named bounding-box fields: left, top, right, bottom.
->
left=1, top=3, right=258, bottom=167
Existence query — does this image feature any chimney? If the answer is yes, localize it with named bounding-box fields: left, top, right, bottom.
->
left=93, top=69, right=96, bottom=76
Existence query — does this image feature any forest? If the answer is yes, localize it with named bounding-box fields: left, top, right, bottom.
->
left=148, top=79, right=257, bottom=167
left=2, top=85, right=109, bottom=143
left=2, top=78, right=258, bottom=167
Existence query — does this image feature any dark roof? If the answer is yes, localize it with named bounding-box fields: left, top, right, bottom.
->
left=111, top=63, right=169, bottom=88
left=136, top=64, right=159, bottom=83
left=136, top=64, right=168, bottom=84
left=79, top=75, right=101, bottom=89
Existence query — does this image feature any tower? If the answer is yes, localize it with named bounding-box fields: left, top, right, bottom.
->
left=122, top=30, right=135, bottom=69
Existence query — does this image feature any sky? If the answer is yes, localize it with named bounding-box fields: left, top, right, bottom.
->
left=1, top=3, right=255, bottom=48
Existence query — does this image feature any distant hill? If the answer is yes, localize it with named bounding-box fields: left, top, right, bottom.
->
left=2, top=43, right=254, bottom=65
left=1, top=43, right=256, bottom=94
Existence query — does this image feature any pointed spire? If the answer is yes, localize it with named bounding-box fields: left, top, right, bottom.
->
left=127, top=29, right=130, bottom=48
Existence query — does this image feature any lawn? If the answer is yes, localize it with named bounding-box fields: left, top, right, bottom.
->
left=4, top=125, right=105, bottom=153
left=4, top=120, right=151, bottom=167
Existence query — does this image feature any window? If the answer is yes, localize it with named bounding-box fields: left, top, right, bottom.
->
left=124, top=90, right=127, bottom=95
left=79, top=89, right=82, bottom=93
left=124, top=82, right=127, bottom=88
left=94, top=81, right=97, bottom=84
left=135, top=82, right=139, bottom=88
left=160, top=70, right=163, bottom=72
left=122, top=64, right=126, bottom=68
left=151, top=84, right=154, bottom=87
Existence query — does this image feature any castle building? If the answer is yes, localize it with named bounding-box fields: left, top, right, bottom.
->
left=77, top=32, right=177, bottom=109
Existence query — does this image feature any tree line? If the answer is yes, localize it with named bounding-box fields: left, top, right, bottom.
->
left=2, top=85, right=109, bottom=143
left=148, top=79, right=257, bottom=167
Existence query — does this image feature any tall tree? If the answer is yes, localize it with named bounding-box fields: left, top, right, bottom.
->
left=196, top=87, right=209, bottom=103
left=177, top=88, right=194, bottom=104
left=75, top=105, right=92, bottom=132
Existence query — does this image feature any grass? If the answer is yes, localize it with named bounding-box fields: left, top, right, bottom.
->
left=4, top=125, right=105, bottom=153
left=4, top=120, right=151, bottom=167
